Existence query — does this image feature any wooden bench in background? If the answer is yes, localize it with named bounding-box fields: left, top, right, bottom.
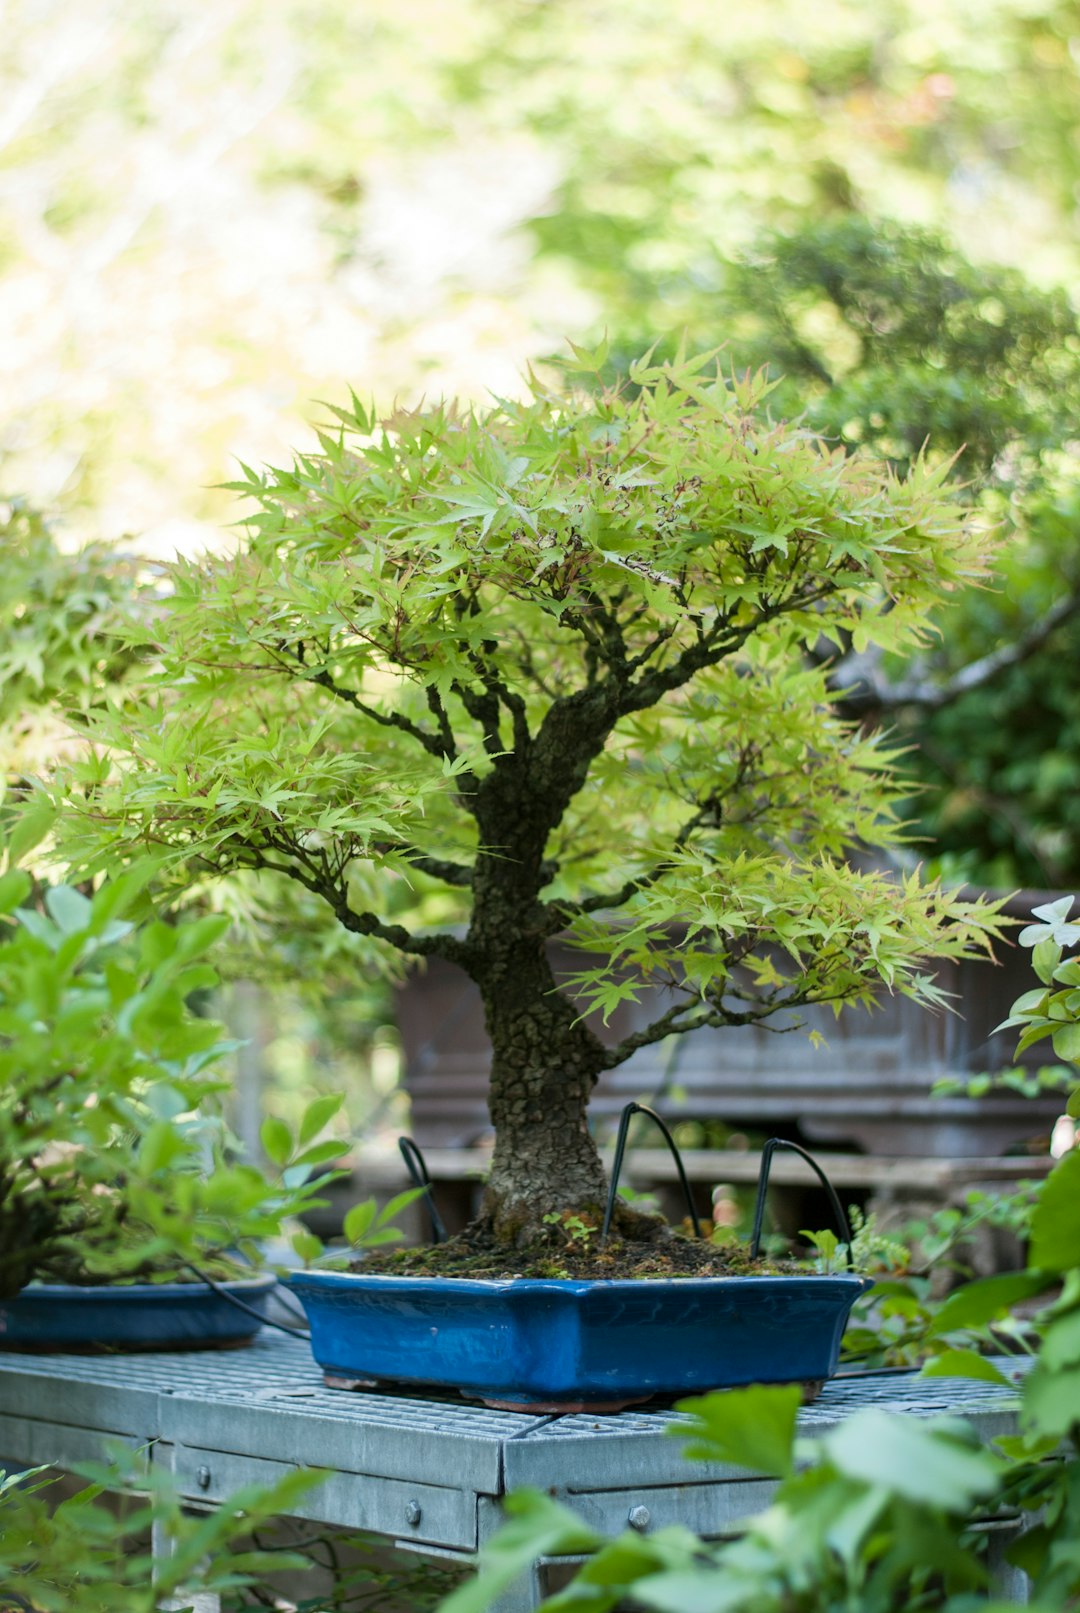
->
left=397, top=893, right=1070, bottom=1162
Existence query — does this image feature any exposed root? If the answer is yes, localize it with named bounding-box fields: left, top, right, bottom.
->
left=471, top=1191, right=669, bottom=1252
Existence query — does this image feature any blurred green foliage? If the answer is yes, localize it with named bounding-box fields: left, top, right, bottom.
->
left=0, top=500, right=137, bottom=725
left=0, top=858, right=345, bottom=1293
left=6, top=0, right=1080, bottom=539
left=0, top=1449, right=317, bottom=1613
left=0, top=501, right=140, bottom=816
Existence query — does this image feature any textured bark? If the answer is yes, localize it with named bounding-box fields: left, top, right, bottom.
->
left=475, top=940, right=610, bottom=1241
left=463, top=729, right=617, bottom=1241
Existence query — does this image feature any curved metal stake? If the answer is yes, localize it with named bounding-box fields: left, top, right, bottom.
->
left=749, top=1138, right=853, bottom=1266
left=601, top=1102, right=703, bottom=1242
left=398, top=1135, right=449, bottom=1246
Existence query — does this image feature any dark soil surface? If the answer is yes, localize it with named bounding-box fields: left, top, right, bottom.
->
left=354, top=1223, right=799, bottom=1281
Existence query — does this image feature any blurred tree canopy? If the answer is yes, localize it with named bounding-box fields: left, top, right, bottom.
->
left=616, top=217, right=1080, bottom=890
left=3, top=0, right=1080, bottom=887
left=4, top=0, right=1080, bottom=545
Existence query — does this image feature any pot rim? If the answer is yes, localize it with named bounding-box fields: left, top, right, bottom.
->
left=9, top=1273, right=277, bottom=1301
left=288, top=1269, right=873, bottom=1295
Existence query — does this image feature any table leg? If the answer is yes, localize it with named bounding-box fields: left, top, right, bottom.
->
left=150, top=1444, right=222, bottom=1613
left=474, top=1496, right=545, bottom=1611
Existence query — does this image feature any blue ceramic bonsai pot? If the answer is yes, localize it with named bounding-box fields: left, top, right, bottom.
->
left=287, top=1271, right=870, bottom=1411
left=0, top=1275, right=276, bottom=1353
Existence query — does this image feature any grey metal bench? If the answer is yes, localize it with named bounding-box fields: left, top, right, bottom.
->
left=0, top=1334, right=1029, bottom=1610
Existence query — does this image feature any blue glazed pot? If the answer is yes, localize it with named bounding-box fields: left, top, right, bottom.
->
left=0, top=1275, right=276, bottom=1352
left=287, top=1271, right=870, bottom=1410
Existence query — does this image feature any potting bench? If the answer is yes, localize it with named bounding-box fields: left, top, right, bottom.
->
left=0, top=1334, right=1029, bottom=1610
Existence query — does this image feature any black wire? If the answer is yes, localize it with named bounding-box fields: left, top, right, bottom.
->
left=748, top=1139, right=853, bottom=1266
left=266, top=1280, right=313, bottom=1324
left=184, top=1263, right=311, bottom=1340
left=397, top=1136, right=449, bottom=1245
left=601, top=1102, right=703, bottom=1241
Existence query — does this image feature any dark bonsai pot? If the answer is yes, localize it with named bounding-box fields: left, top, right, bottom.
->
left=287, top=1269, right=870, bottom=1411
left=0, top=1274, right=276, bottom=1353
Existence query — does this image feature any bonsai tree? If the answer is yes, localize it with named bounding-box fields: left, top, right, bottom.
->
left=0, top=853, right=344, bottom=1297
left=58, top=351, right=1005, bottom=1245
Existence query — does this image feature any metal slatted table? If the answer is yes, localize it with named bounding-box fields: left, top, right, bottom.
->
left=0, top=1334, right=1029, bottom=1611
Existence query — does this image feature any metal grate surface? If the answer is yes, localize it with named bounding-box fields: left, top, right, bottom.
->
left=0, top=1336, right=1027, bottom=1436
left=0, top=1336, right=1027, bottom=1505
left=531, top=1361, right=1027, bottom=1440
left=0, top=1334, right=544, bottom=1440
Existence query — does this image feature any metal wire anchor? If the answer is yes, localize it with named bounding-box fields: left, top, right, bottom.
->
left=601, top=1101, right=703, bottom=1242
left=748, top=1138, right=853, bottom=1266
left=397, top=1135, right=449, bottom=1245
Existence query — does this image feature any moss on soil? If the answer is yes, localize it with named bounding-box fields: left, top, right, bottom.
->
left=353, top=1224, right=797, bottom=1281
left=42, top=1254, right=259, bottom=1287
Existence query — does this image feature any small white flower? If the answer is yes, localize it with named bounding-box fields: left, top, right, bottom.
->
left=1018, top=896, right=1080, bottom=949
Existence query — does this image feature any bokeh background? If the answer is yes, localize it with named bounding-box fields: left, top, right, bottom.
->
left=5, top=0, right=1078, bottom=551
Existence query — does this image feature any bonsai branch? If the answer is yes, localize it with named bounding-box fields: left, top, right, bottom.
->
left=335, top=900, right=473, bottom=964
left=233, top=844, right=472, bottom=962
left=495, top=680, right=531, bottom=754
left=471, top=651, right=532, bottom=752
left=829, top=589, right=1080, bottom=715
left=601, top=967, right=861, bottom=1069
left=618, top=596, right=785, bottom=715
left=561, top=587, right=681, bottom=685
left=371, top=843, right=474, bottom=888
left=602, top=996, right=777, bottom=1067
left=449, top=649, right=532, bottom=758
left=277, top=642, right=457, bottom=761
left=451, top=679, right=504, bottom=757
left=624, top=621, right=678, bottom=674
left=425, top=685, right=460, bottom=760
left=308, top=668, right=452, bottom=757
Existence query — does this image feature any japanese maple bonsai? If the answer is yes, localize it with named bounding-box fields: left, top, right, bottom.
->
left=59, top=349, right=1005, bottom=1254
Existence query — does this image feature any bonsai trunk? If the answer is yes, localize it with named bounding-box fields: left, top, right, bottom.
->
left=464, top=719, right=630, bottom=1245
left=472, top=938, right=611, bottom=1243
